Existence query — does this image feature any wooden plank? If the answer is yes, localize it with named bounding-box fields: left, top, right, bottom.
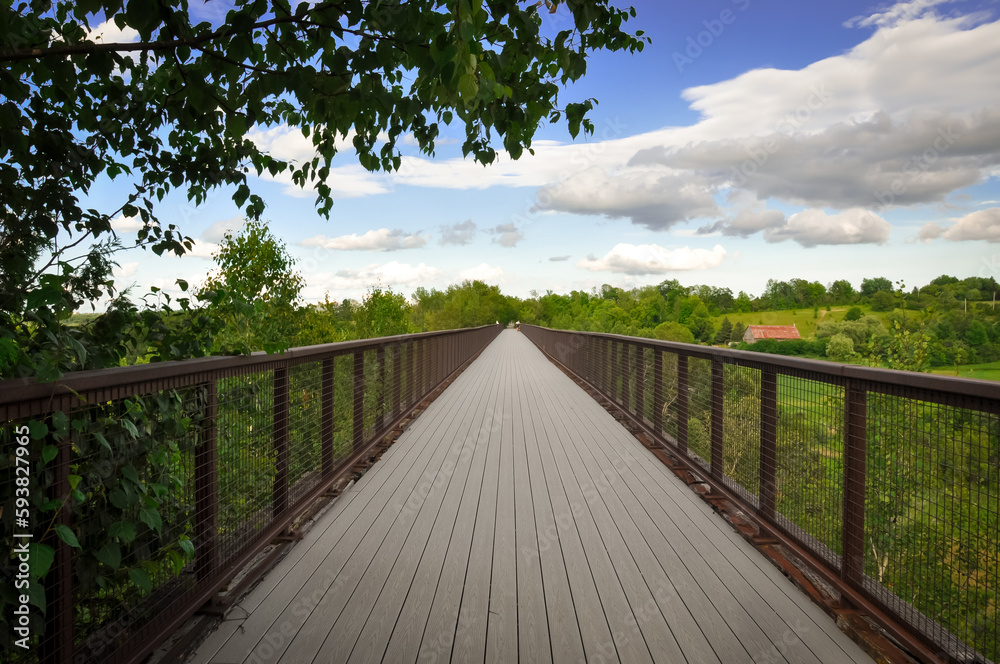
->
left=520, top=355, right=621, bottom=663
left=274, top=350, right=500, bottom=664
left=208, top=351, right=492, bottom=664
left=567, top=373, right=867, bottom=664
left=410, top=346, right=504, bottom=664
left=485, top=339, right=518, bottom=664
left=513, top=343, right=585, bottom=664
left=510, top=344, right=552, bottom=664
left=345, top=343, right=503, bottom=664
left=450, top=343, right=505, bottom=663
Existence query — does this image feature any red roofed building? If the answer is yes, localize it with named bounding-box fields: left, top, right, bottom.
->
left=743, top=325, right=801, bottom=343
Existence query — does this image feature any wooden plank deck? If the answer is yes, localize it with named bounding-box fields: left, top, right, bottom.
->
left=188, top=330, right=872, bottom=664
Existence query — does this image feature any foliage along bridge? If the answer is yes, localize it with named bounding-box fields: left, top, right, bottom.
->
left=0, top=326, right=997, bottom=663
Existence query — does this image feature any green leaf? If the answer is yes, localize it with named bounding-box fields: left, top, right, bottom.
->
left=139, top=507, right=163, bottom=533
left=109, top=521, right=137, bottom=544
left=28, top=543, right=55, bottom=578
left=28, top=420, right=48, bottom=440
left=42, top=445, right=58, bottom=464
left=122, top=464, right=140, bottom=484
left=53, top=524, right=80, bottom=549
left=121, top=418, right=139, bottom=438
left=178, top=536, right=195, bottom=559
left=68, top=474, right=82, bottom=490
left=95, top=543, right=122, bottom=569
left=129, top=568, right=152, bottom=594
left=28, top=579, right=47, bottom=611
left=51, top=410, right=69, bottom=435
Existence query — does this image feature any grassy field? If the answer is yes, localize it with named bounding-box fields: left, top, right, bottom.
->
left=930, top=361, right=1000, bottom=381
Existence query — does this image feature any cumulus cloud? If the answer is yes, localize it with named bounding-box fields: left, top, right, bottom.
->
left=313, top=261, right=444, bottom=292
left=85, top=19, right=139, bottom=43
left=458, top=263, right=505, bottom=282
left=301, top=228, right=427, bottom=251
left=185, top=240, right=220, bottom=258
left=113, top=262, right=139, bottom=279
left=201, top=217, right=243, bottom=243
left=698, top=204, right=787, bottom=237
left=845, top=0, right=958, bottom=29
left=111, top=213, right=143, bottom=233
left=439, top=220, right=477, bottom=246
left=577, top=244, right=727, bottom=275
left=762, top=208, right=892, bottom=247
left=490, top=223, right=524, bottom=247
left=920, top=207, right=1000, bottom=242
left=535, top=166, right=719, bottom=230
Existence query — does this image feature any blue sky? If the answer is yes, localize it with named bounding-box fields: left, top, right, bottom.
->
left=101, top=0, right=1000, bottom=304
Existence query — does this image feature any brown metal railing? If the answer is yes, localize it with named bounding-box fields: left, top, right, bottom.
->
left=0, top=325, right=500, bottom=664
left=522, top=324, right=999, bottom=664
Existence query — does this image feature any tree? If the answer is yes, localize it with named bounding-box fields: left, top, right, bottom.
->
left=861, top=277, right=894, bottom=297
left=1, top=0, right=647, bottom=378
left=354, top=286, right=411, bottom=339
left=652, top=322, right=695, bottom=344
left=844, top=306, right=863, bottom=321
left=730, top=321, right=746, bottom=343
left=198, top=219, right=304, bottom=353
left=829, top=279, right=856, bottom=304
left=714, top=317, right=733, bottom=345
left=870, top=290, right=896, bottom=312
left=826, top=333, right=855, bottom=363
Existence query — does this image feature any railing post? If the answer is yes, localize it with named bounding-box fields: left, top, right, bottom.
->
left=622, top=343, right=632, bottom=412
left=273, top=365, right=289, bottom=519
left=611, top=342, right=620, bottom=403
left=409, top=340, right=417, bottom=407
left=759, top=369, right=778, bottom=521
left=376, top=345, right=386, bottom=429
left=601, top=339, right=609, bottom=394
left=636, top=346, right=645, bottom=419
left=677, top=355, right=689, bottom=453
left=353, top=351, right=365, bottom=452
left=321, top=358, right=335, bottom=477
left=393, top=344, right=402, bottom=417
left=653, top=350, right=663, bottom=433
left=41, top=408, right=74, bottom=664
left=711, top=358, right=724, bottom=480
left=195, top=380, right=219, bottom=581
left=842, top=380, right=867, bottom=587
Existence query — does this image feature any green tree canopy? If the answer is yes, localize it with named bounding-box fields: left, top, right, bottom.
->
left=1, top=0, right=646, bottom=377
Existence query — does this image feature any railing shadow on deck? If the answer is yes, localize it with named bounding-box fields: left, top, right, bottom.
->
left=521, top=324, right=999, bottom=664
left=0, top=325, right=501, bottom=664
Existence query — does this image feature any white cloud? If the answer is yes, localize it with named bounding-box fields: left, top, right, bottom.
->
left=535, top=166, right=719, bottom=230
left=301, top=228, right=427, bottom=251
left=186, top=240, right=220, bottom=258
left=439, top=220, right=477, bottom=246
left=201, top=217, right=244, bottom=243
left=113, top=262, right=139, bottom=279
left=763, top=208, right=892, bottom=247
left=458, top=263, right=505, bottom=283
left=111, top=213, right=143, bottom=233
left=577, top=244, right=728, bottom=275
left=845, top=0, right=959, bottom=29
left=85, top=19, right=139, bottom=43
left=921, top=207, right=1000, bottom=242
left=489, top=223, right=524, bottom=247
left=312, top=261, right=444, bottom=292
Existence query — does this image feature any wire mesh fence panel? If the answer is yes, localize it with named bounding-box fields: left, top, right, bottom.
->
left=287, top=361, right=324, bottom=506
left=685, top=356, right=713, bottom=470
left=864, top=388, right=998, bottom=663
left=719, top=363, right=762, bottom=506
left=215, top=368, right=278, bottom=565
left=656, top=351, right=681, bottom=445
left=771, top=372, right=845, bottom=566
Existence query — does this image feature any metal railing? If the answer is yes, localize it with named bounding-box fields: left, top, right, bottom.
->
left=522, top=324, right=999, bottom=664
left=0, top=324, right=500, bottom=664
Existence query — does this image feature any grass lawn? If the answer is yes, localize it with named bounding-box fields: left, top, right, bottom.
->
left=930, top=361, right=1000, bottom=381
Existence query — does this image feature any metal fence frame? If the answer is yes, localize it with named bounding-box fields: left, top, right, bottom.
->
left=522, top=324, right=999, bottom=664
left=0, top=325, right=500, bottom=664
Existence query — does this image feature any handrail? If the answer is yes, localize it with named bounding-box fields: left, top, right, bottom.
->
left=521, top=324, right=999, bottom=664
left=0, top=325, right=501, bottom=664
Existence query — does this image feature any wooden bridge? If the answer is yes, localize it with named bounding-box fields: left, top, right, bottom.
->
left=187, top=330, right=870, bottom=664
